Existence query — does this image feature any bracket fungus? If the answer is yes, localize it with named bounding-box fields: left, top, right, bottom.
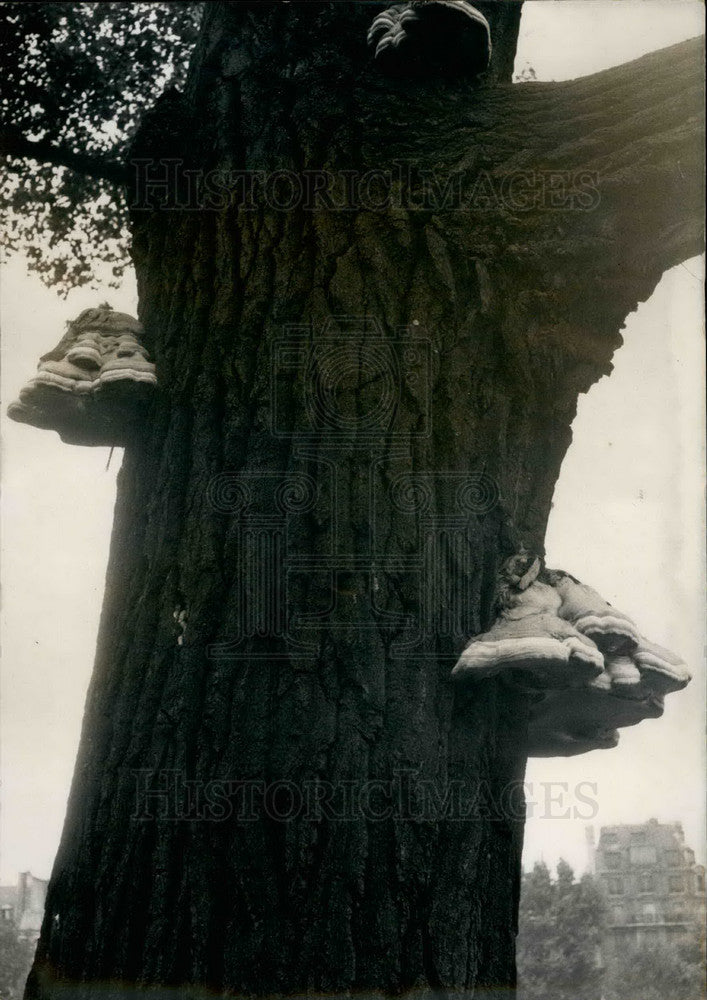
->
left=546, top=570, right=641, bottom=655
left=452, top=553, right=691, bottom=757
left=451, top=553, right=605, bottom=690
left=7, top=306, right=156, bottom=447
left=368, top=1, right=492, bottom=78
left=631, top=637, right=691, bottom=695
left=526, top=688, right=665, bottom=758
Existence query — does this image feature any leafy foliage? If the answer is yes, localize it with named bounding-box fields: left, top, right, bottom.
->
left=518, top=861, right=705, bottom=1000
left=603, top=936, right=705, bottom=1000
left=517, top=860, right=606, bottom=1000
left=0, top=2, right=202, bottom=291
left=0, top=921, right=35, bottom=1000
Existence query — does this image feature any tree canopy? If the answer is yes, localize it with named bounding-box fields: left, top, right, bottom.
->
left=517, top=860, right=606, bottom=1000
left=604, top=936, right=705, bottom=1000
left=517, top=861, right=705, bottom=1000
left=0, top=2, right=202, bottom=290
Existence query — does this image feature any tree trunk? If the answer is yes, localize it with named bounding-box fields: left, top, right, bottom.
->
left=26, top=5, right=703, bottom=999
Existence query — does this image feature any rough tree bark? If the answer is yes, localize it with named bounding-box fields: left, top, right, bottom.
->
left=27, top=4, right=703, bottom=999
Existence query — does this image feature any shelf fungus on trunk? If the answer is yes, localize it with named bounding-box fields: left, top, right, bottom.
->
left=452, top=552, right=691, bottom=757
left=546, top=570, right=641, bottom=654
left=6, top=305, right=156, bottom=447
left=451, top=552, right=606, bottom=690
left=367, top=0, right=492, bottom=78
left=524, top=687, right=666, bottom=758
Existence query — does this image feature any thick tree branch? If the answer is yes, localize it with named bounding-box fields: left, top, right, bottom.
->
left=489, top=36, right=704, bottom=269
left=320, top=34, right=704, bottom=404
left=353, top=36, right=704, bottom=271
left=487, top=35, right=705, bottom=390
left=0, top=122, right=128, bottom=186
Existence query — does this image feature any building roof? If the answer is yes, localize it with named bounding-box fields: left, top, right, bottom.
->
left=597, top=820, right=688, bottom=853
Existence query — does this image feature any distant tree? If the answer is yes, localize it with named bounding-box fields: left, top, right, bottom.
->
left=517, top=862, right=563, bottom=999
left=556, top=857, right=575, bottom=899
left=517, top=861, right=606, bottom=1000
left=604, top=937, right=705, bottom=1000
left=0, top=923, right=35, bottom=1000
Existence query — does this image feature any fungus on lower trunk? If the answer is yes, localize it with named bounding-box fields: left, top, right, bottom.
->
left=453, top=553, right=691, bottom=757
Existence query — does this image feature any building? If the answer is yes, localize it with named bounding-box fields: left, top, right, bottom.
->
left=0, top=872, right=48, bottom=942
left=588, top=819, right=705, bottom=961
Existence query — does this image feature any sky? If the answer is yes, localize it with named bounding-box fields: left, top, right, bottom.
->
left=1, top=1, right=705, bottom=886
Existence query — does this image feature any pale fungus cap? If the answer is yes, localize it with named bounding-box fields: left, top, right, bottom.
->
left=603, top=654, right=643, bottom=691
left=6, top=304, right=157, bottom=447
left=453, top=554, right=690, bottom=757
left=587, top=639, right=689, bottom=701
left=632, top=637, right=691, bottom=694
left=452, top=565, right=604, bottom=689
left=549, top=571, right=641, bottom=654
left=452, top=634, right=600, bottom=687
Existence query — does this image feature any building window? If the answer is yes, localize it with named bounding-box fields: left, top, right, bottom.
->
left=665, top=851, right=681, bottom=867
left=607, top=878, right=624, bottom=895
left=605, top=852, right=622, bottom=870
left=696, top=873, right=705, bottom=893
left=638, top=874, right=655, bottom=893
left=669, top=876, right=683, bottom=892
left=630, top=846, right=657, bottom=866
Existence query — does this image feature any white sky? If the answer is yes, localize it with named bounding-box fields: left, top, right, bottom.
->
left=1, top=2, right=705, bottom=885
